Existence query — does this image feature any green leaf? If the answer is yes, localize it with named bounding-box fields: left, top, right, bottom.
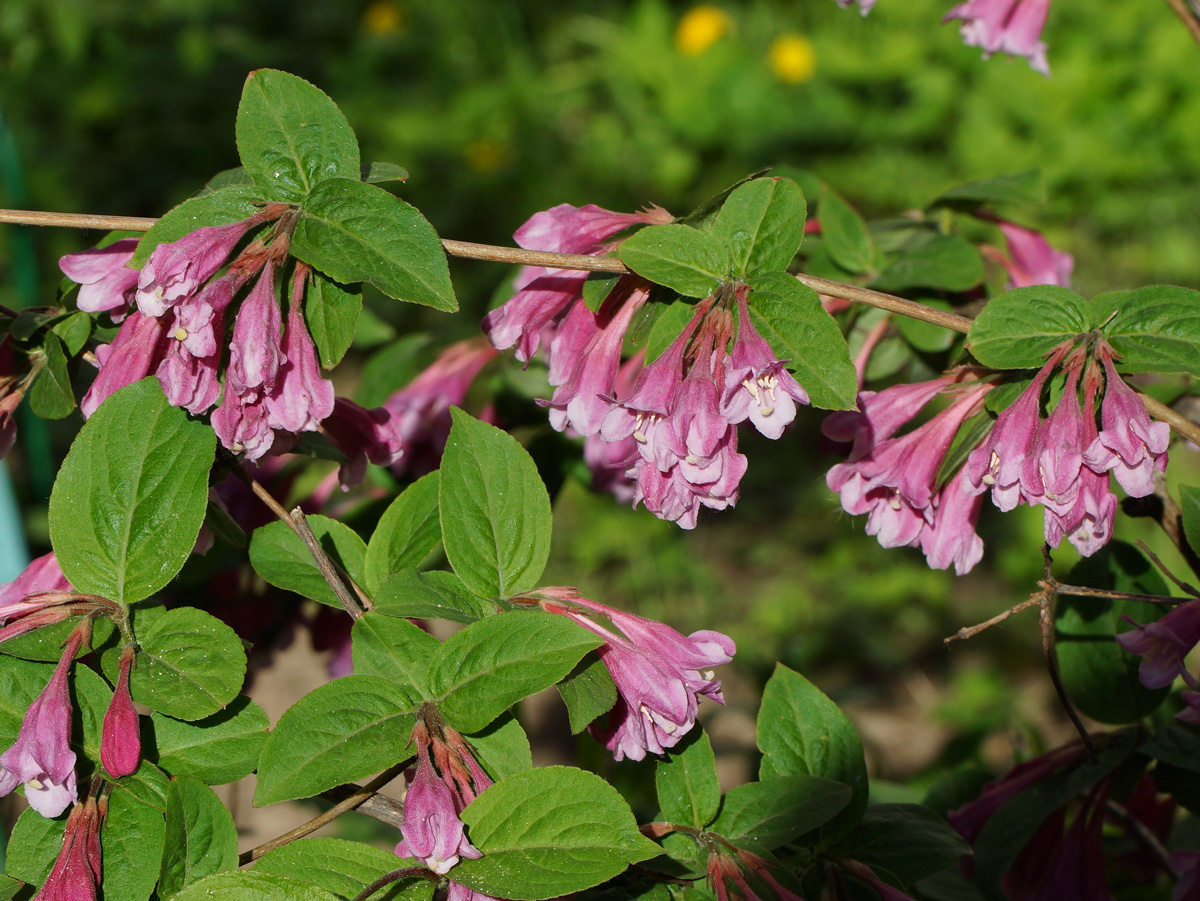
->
left=894, top=299, right=959, bottom=352
left=643, top=299, right=697, bottom=363
left=1141, top=721, right=1200, bottom=772
left=1092, top=286, right=1200, bottom=373
left=48, top=378, right=216, bottom=603
left=1182, top=485, right=1200, bottom=552
left=255, top=838, right=433, bottom=901
left=582, top=273, right=621, bottom=313
left=455, top=766, right=662, bottom=900
left=618, top=225, right=731, bottom=298
left=818, top=184, right=875, bottom=274
left=52, top=310, right=92, bottom=356
left=746, top=271, right=858, bottom=411
left=428, top=611, right=602, bottom=734
left=364, top=471, right=442, bottom=594
left=105, top=605, right=246, bottom=721
left=248, top=516, right=367, bottom=609
left=151, top=695, right=270, bottom=785
left=375, top=570, right=495, bottom=623
left=305, top=273, right=362, bottom=369
left=655, top=729, right=720, bottom=829
left=0, top=876, right=23, bottom=900
left=102, top=784, right=168, bottom=901
left=872, top=234, right=983, bottom=293
left=973, top=731, right=1136, bottom=894
left=967, top=285, right=1092, bottom=368
left=111, top=760, right=171, bottom=811
left=1055, top=541, right=1172, bottom=724
left=29, top=332, right=75, bottom=419
left=351, top=611, right=439, bottom=697
left=364, top=161, right=410, bottom=185
left=757, top=664, right=867, bottom=843
left=254, top=675, right=417, bottom=806
left=201, top=166, right=255, bottom=193
left=130, top=186, right=270, bottom=268
left=236, top=69, right=360, bottom=202
left=440, top=409, right=552, bottom=600
left=709, top=775, right=853, bottom=853
left=171, top=871, right=342, bottom=901
left=712, top=177, right=807, bottom=276
left=469, top=712, right=533, bottom=781
left=5, top=806, right=64, bottom=887
left=292, top=178, right=457, bottom=311
left=932, top=169, right=1045, bottom=207
left=355, top=335, right=430, bottom=408
left=557, top=652, right=617, bottom=734
left=159, top=776, right=239, bottom=897
left=828, top=804, right=970, bottom=887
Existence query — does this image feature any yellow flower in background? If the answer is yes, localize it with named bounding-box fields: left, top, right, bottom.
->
left=769, top=34, right=816, bottom=84
left=676, top=5, right=731, bottom=56
left=363, top=1, right=405, bottom=36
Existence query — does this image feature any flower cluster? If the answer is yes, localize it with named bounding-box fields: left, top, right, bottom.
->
left=541, top=588, right=735, bottom=761
left=485, top=204, right=812, bottom=529
left=825, top=334, right=1169, bottom=574
left=60, top=218, right=406, bottom=485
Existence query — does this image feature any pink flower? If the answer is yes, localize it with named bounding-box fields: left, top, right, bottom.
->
left=837, top=0, right=876, bottom=14
left=157, top=274, right=238, bottom=415
left=543, top=590, right=734, bottom=761
left=58, top=238, right=140, bottom=319
left=265, top=276, right=336, bottom=434
left=996, top=221, right=1073, bottom=288
left=80, top=312, right=171, bottom=419
left=722, top=292, right=809, bottom=440
left=398, top=744, right=481, bottom=875
left=0, top=630, right=83, bottom=817
left=943, top=0, right=1052, bottom=75
left=101, top=646, right=140, bottom=779
left=1116, top=599, right=1200, bottom=690
left=1083, top=348, right=1169, bottom=498
left=323, top=398, right=406, bottom=489
left=920, top=477, right=986, bottom=576
left=584, top=352, right=643, bottom=503
left=1022, top=367, right=1086, bottom=513
left=137, top=220, right=256, bottom=318
left=32, top=796, right=104, bottom=901
left=0, top=553, right=71, bottom=625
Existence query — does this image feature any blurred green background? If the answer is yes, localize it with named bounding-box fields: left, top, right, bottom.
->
left=2, top=0, right=1199, bottom=788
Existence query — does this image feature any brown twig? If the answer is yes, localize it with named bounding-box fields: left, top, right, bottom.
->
left=238, top=760, right=409, bottom=865
left=944, top=594, right=1042, bottom=643
left=1165, top=0, right=1200, bottom=47
left=1122, top=480, right=1200, bottom=582
left=1047, top=583, right=1184, bottom=606
left=1135, top=540, right=1200, bottom=598
left=1036, top=579, right=1095, bottom=759
left=321, top=783, right=406, bottom=829
left=290, top=506, right=367, bottom=619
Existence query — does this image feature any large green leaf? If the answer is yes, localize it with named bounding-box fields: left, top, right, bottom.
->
left=618, top=225, right=730, bottom=298
left=932, top=170, right=1045, bottom=207
left=655, top=729, right=720, bottom=829
left=364, top=471, right=442, bottom=594
left=292, top=178, right=457, bottom=311
left=254, top=675, right=418, bottom=805
left=350, top=611, right=439, bottom=697
left=236, top=68, right=361, bottom=202
left=818, top=184, right=875, bottom=274
left=757, top=664, right=867, bottom=843
left=872, top=234, right=983, bottom=293
left=248, top=515, right=367, bottom=609
left=709, top=775, right=852, bottom=853
left=254, top=838, right=433, bottom=901
left=439, top=410, right=552, bottom=600
left=746, top=271, right=857, bottom=411
left=967, top=286, right=1092, bottom=368
left=828, top=804, right=969, bottom=888
left=374, top=570, right=494, bottom=623
left=48, top=378, right=216, bottom=603
left=103, top=785, right=169, bottom=901
left=159, top=776, right=239, bottom=898
left=1092, top=286, right=1200, bottom=373
left=171, top=871, right=341, bottom=901
left=305, top=273, right=362, bottom=369
left=468, top=713, right=533, bottom=781
left=712, top=177, right=807, bottom=276
left=4, top=806, right=64, bottom=888
left=151, top=695, right=269, bottom=785
left=454, top=766, right=662, bottom=900
left=428, top=611, right=601, bottom=734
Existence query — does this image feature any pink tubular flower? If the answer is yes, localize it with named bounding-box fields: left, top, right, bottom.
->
left=265, top=274, right=336, bottom=434
left=137, top=220, right=257, bottom=318
left=0, top=552, right=71, bottom=625
left=157, top=274, right=239, bottom=415
left=58, top=238, right=140, bottom=319
left=996, top=221, right=1073, bottom=289
left=1083, top=347, right=1169, bottom=498
left=32, top=796, right=104, bottom=901
left=723, top=291, right=810, bottom=439
left=920, top=476, right=986, bottom=576
left=584, top=352, right=643, bottom=503
left=323, top=398, right=406, bottom=489
left=399, top=744, right=481, bottom=875
left=101, top=645, right=140, bottom=778
left=1116, top=599, right=1200, bottom=690
left=943, top=0, right=1052, bottom=75
left=542, top=589, right=734, bottom=761
left=80, top=312, right=171, bottom=419
left=0, top=630, right=84, bottom=817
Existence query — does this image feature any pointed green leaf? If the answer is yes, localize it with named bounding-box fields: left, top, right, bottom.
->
left=305, top=273, right=362, bottom=369
left=872, top=234, right=983, bottom=293
left=375, top=570, right=495, bottom=623
left=102, top=784, right=168, bottom=901
left=171, top=871, right=341, bottom=901
left=1092, top=286, right=1200, bottom=373
left=818, top=184, right=875, bottom=274
left=4, top=806, right=64, bottom=887
left=655, top=729, right=720, bottom=829
left=582, top=273, right=621, bottom=313
left=292, top=178, right=457, bottom=311
left=364, top=161, right=410, bottom=185
left=48, top=378, right=216, bottom=603
left=255, top=838, right=433, bottom=901
left=557, top=652, right=617, bottom=734
left=254, top=675, right=418, bottom=806
left=469, top=713, right=533, bottom=781
left=644, top=299, right=697, bottom=363
left=130, top=186, right=270, bottom=268
left=757, top=664, right=867, bottom=843
left=0, top=877, right=22, bottom=900
left=159, top=776, right=239, bottom=897
left=710, top=775, right=852, bottom=853
left=440, top=409, right=552, bottom=600
left=746, top=271, right=857, bottom=411
left=151, top=695, right=270, bottom=785
left=827, top=804, right=970, bottom=888
left=933, top=169, right=1045, bottom=207
left=51, top=311, right=92, bottom=356
left=712, top=177, right=807, bottom=276
left=364, top=471, right=441, bottom=593
left=29, top=333, right=75, bottom=419
left=455, top=766, right=662, bottom=900
left=351, top=611, right=439, bottom=697
left=618, top=225, right=730, bottom=298
left=248, top=515, right=367, bottom=609
left=428, top=611, right=602, bottom=734
left=967, top=285, right=1092, bottom=368
left=236, top=69, right=360, bottom=202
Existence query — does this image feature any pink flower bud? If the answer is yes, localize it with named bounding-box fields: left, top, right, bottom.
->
left=101, top=646, right=141, bottom=778
left=31, top=795, right=105, bottom=901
